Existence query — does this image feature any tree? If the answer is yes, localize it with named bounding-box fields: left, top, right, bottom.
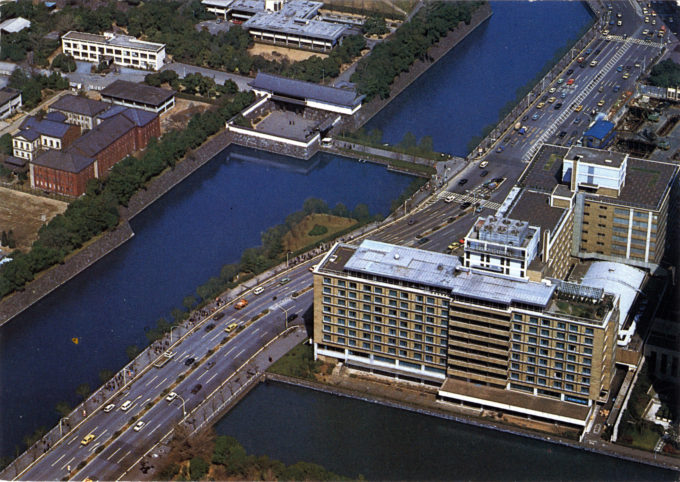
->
left=183, top=295, right=197, bottom=310
left=55, top=401, right=72, bottom=418
left=189, top=457, right=209, bottom=480
left=0, top=133, right=12, bottom=155
left=51, top=53, right=77, bottom=73
left=352, top=203, right=371, bottom=223
left=126, top=344, right=140, bottom=361
left=331, top=202, right=350, bottom=218
left=98, top=369, right=114, bottom=384
left=75, top=383, right=91, bottom=401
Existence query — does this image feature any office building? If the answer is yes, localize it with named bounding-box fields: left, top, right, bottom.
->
left=313, top=239, right=619, bottom=427
left=100, top=80, right=176, bottom=114
left=61, top=31, right=166, bottom=71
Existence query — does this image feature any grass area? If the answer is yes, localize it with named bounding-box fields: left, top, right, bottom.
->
left=543, top=153, right=559, bottom=171
left=621, top=423, right=661, bottom=451
left=283, top=213, right=356, bottom=253
left=267, top=342, right=331, bottom=381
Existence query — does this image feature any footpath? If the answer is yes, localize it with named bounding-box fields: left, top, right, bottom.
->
left=267, top=369, right=680, bottom=474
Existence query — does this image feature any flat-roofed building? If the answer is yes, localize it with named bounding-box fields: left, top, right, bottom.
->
left=0, top=87, right=21, bottom=119
left=48, top=94, right=110, bottom=130
left=202, top=0, right=235, bottom=18
left=100, top=80, right=175, bottom=114
left=313, top=239, right=619, bottom=427
left=518, top=144, right=679, bottom=272
left=61, top=31, right=166, bottom=71
left=250, top=72, right=363, bottom=115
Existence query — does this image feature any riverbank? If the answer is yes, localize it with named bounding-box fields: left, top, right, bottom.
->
left=264, top=371, right=680, bottom=474
left=348, top=3, right=493, bottom=131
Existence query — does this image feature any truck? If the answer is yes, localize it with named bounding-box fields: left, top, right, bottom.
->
left=234, top=298, right=248, bottom=309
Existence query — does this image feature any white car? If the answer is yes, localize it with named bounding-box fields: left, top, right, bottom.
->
left=103, top=404, right=115, bottom=413
left=479, top=161, right=489, bottom=168
left=133, top=421, right=145, bottom=432
left=166, top=392, right=178, bottom=402
left=253, top=286, right=264, bottom=295
left=120, top=400, right=132, bottom=411
left=444, top=195, right=455, bottom=203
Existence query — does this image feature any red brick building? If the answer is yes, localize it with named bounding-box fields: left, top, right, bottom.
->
left=29, top=107, right=160, bottom=196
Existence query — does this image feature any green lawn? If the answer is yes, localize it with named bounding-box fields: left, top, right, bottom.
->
left=268, top=342, right=322, bottom=380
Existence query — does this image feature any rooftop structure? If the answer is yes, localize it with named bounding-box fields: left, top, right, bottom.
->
left=61, top=31, right=166, bottom=71
left=100, top=80, right=176, bottom=114
left=0, top=17, right=30, bottom=33
left=250, top=72, right=363, bottom=114
left=0, top=87, right=21, bottom=120
left=49, top=94, right=110, bottom=130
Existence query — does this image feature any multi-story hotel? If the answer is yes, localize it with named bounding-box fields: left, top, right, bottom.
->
left=61, top=31, right=166, bottom=71
left=313, top=238, right=619, bottom=428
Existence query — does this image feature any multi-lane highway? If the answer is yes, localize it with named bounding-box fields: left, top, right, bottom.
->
left=18, top=264, right=314, bottom=481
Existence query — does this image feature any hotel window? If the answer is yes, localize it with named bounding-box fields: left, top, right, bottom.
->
left=582, top=367, right=591, bottom=375
left=528, top=336, right=537, bottom=344
left=337, top=337, right=345, bottom=345
left=399, top=330, right=407, bottom=337
left=583, top=357, right=591, bottom=366
left=513, top=324, right=522, bottom=331
left=540, top=339, right=549, bottom=346
left=553, top=381, right=562, bottom=389
left=569, top=324, right=579, bottom=333
left=323, top=325, right=331, bottom=332
left=388, top=347, right=396, bottom=354
left=399, top=350, right=407, bottom=357
left=510, top=373, right=519, bottom=380
left=388, top=319, right=397, bottom=326
left=555, top=362, right=563, bottom=369
left=363, top=295, right=371, bottom=302
left=389, top=300, right=397, bottom=307
left=363, top=285, right=371, bottom=292
left=400, top=311, right=408, bottom=319
left=349, top=339, right=357, bottom=347
left=389, top=290, right=397, bottom=297
left=348, top=320, right=356, bottom=327
left=349, top=283, right=357, bottom=289
left=400, top=301, right=408, bottom=309
left=415, top=304, right=423, bottom=312
left=374, top=287, right=383, bottom=294
left=400, top=292, right=409, bottom=299
left=414, top=334, right=422, bottom=341
left=362, top=342, right=370, bottom=349
left=323, top=277, right=331, bottom=284
left=425, top=355, right=433, bottom=362
left=512, top=334, right=521, bottom=341
left=349, top=330, right=356, bottom=337
left=539, top=358, right=548, bottom=366
left=556, top=332, right=565, bottom=340
left=373, top=335, right=382, bottom=342
left=538, top=368, right=547, bottom=376
left=583, top=347, right=592, bottom=355
left=565, top=383, right=575, bottom=392
left=323, top=334, right=331, bottom=342
left=349, top=292, right=357, bottom=299
left=528, top=346, right=536, bottom=354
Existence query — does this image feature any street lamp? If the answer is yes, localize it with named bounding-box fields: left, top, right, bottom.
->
left=59, top=417, right=69, bottom=437
left=170, top=325, right=178, bottom=343
left=280, top=306, right=289, bottom=329
left=174, top=394, right=187, bottom=417
left=286, top=251, right=292, bottom=267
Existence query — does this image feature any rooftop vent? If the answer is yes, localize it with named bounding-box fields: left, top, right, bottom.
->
left=605, top=159, right=612, bottom=164
left=394, top=253, right=400, bottom=260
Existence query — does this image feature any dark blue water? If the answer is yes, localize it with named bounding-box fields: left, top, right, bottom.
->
left=216, top=383, right=676, bottom=481
left=0, top=147, right=412, bottom=458
left=365, top=1, right=594, bottom=156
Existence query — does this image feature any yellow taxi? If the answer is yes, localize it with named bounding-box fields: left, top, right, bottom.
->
left=597, top=99, right=606, bottom=107
left=536, top=102, right=545, bottom=109
left=224, top=323, right=238, bottom=333
left=80, top=434, right=95, bottom=446
left=574, top=104, right=584, bottom=112
left=548, top=96, right=556, bottom=103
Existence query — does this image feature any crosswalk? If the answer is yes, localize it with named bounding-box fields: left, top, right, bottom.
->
left=435, top=191, right=501, bottom=210
left=605, top=34, right=664, bottom=48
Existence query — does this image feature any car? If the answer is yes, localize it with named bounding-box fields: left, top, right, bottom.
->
left=547, top=96, right=556, bottom=103
left=576, top=56, right=584, bottom=63
left=103, top=404, right=115, bottom=413
left=554, top=102, right=563, bottom=110
left=475, top=205, right=484, bottom=213
left=460, top=202, right=472, bottom=209
left=120, top=400, right=132, bottom=411
left=213, top=312, right=225, bottom=321
left=652, top=19, right=656, bottom=25
left=444, top=194, right=455, bottom=203
left=133, top=421, right=145, bottom=432
left=566, top=69, right=573, bottom=75
left=616, top=65, right=623, bottom=72
left=616, top=12, right=621, bottom=18
left=234, top=298, right=248, bottom=309
left=204, top=323, right=215, bottom=332
left=166, top=392, right=178, bottom=402
left=622, top=72, right=630, bottom=79
left=643, top=29, right=649, bottom=35
left=279, top=277, right=290, bottom=285
left=407, top=218, right=416, bottom=226
left=480, top=170, right=489, bottom=177
left=573, top=117, right=582, bottom=125
left=521, top=115, right=528, bottom=121
left=548, top=87, right=556, bottom=93
left=81, top=434, right=95, bottom=446
left=634, top=62, right=641, bottom=68
left=597, top=99, right=605, bottom=107
left=560, top=92, right=567, bottom=99
left=625, top=65, right=631, bottom=71
left=557, top=78, right=564, bottom=84
left=585, top=48, right=593, bottom=55
left=458, top=178, right=468, bottom=186
left=191, top=384, right=202, bottom=394
left=602, top=29, right=609, bottom=36
left=416, top=237, right=430, bottom=246
left=598, top=84, right=604, bottom=93
left=574, top=104, right=583, bottom=112
left=495, top=145, right=504, bottom=153
left=448, top=242, right=460, bottom=250
left=224, top=322, right=238, bottom=333
left=613, top=85, right=620, bottom=92
left=566, top=79, right=574, bottom=86
left=253, top=286, right=264, bottom=295
left=536, top=102, right=545, bottom=109
left=558, top=131, right=567, bottom=138
left=184, top=357, right=195, bottom=366
left=531, top=113, right=539, bottom=121
left=479, top=160, right=488, bottom=168
left=590, top=60, right=598, bottom=67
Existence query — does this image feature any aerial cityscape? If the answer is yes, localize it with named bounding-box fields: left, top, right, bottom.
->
left=0, top=0, right=678, bottom=480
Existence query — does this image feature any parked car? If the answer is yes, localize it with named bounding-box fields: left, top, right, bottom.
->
left=458, top=178, right=468, bottom=186
left=480, top=170, right=489, bottom=177
left=184, top=357, right=195, bottom=366
left=191, top=384, right=202, bottom=394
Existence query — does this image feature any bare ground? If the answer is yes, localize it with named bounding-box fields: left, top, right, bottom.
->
left=0, top=187, right=67, bottom=251
left=282, top=213, right=356, bottom=252
left=248, top=43, right=328, bottom=62
left=161, top=98, right=213, bottom=133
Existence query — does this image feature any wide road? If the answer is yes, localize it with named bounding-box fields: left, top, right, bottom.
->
left=18, top=264, right=314, bottom=481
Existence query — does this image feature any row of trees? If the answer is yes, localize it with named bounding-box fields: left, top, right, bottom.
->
left=7, top=68, right=69, bottom=109
left=351, top=1, right=482, bottom=101
left=0, top=90, right=256, bottom=298
left=159, top=433, right=343, bottom=481
left=648, top=59, right=680, bottom=88
left=145, top=70, right=239, bottom=99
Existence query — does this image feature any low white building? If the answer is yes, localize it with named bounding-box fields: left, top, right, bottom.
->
left=0, top=87, right=21, bottom=120
left=61, top=31, right=166, bottom=71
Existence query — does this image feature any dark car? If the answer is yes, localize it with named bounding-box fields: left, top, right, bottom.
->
left=191, top=384, right=202, bottom=394
left=573, top=117, right=582, bottom=125
left=558, top=131, right=567, bottom=138
left=480, top=170, right=489, bottom=177
left=566, top=69, right=574, bottom=75
left=554, top=102, right=563, bottom=110
left=212, top=312, right=225, bottom=321
left=417, top=237, right=430, bottom=246
left=458, top=178, right=468, bottom=186
left=460, top=202, right=472, bottom=209
left=205, top=323, right=216, bottom=332
left=521, top=115, right=528, bottom=121
left=184, top=357, right=195, bottom=366
left=407, top=218, right=416, bottom=226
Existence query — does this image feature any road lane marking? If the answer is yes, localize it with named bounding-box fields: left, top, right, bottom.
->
left=207, top=371, right=220, bottom=384
left=235, top=348, right=245, bottom=358
left=116, top=449, right=132, bottom=465
left=154, top=376, right=168, bottom=390
left=51, top=453, right=66, bottom=467
left=89, top=442, right=100, bottom=453
left=145, top=375, right=159, bottom=387
left=197, top=369, right=209, bottom=381
left=67, top=435, right=78, bottom=445
left=60, top=456, right=75, bottom=471
left=223, top=345, right=238, bottom=358
left=252, top=328, right=260, bottom=334
left=108, top=447, right=122, bottom=461
left=149, top=423, right=162, bottom=435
